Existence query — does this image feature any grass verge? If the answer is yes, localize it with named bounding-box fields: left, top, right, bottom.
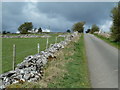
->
left=94, top=34, right=120, bottom=49
left=7, top=34, right=91, bottom=88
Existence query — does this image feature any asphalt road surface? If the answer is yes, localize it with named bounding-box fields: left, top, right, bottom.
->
left=84, top=34, right=118, bottom=88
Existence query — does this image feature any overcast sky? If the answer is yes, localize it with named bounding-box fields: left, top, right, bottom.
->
left=2, top=2, right=117, bottom=32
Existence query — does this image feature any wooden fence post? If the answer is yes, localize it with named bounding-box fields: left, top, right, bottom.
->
left=55, top=37, right=58, bottom=43
left=38, top=43, right=40, bottom=53
left=13, top=44, right=16, bottom=70
left=46, top=37, right=49, bottom=49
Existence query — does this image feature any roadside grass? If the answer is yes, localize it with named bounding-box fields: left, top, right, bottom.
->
left=2, top=36, right=64, bottom=73
left=47, top=34, right=91, bottom=88
left=7, top=34, right=91, bottom=88
left=94, top=34, right=120, bottom=49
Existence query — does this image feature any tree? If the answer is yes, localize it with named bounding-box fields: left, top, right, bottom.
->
left=38, top=27, right=42, bottom=33
left=2, top=31, right=11, bottom=34
left=90, top=24, right=99, bottom=34
left=18, top=22, right=33, bottom=34
left=72, top=22, right=85, bottom=33
left=34, top=28, right=37, bottom=32
left=86, top=29, right=91, bottom=33
left=110, top=2, right=120, bottom=42
left=2, top=30, right=7, bottom=34
left=66, top=29, right=71, bottom=33
left=6, top=31, right=10, bottom=34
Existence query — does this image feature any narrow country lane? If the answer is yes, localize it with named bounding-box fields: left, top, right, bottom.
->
left=84, top=34, right=118, bottom=88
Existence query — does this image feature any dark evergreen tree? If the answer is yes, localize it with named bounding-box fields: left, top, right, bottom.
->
left=38, top=27, right=42, bottom=33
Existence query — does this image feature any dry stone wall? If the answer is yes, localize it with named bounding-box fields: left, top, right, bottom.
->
left=94, top=32, right=111, bottom=39
left=0, top=32, right=79, bottom=89
left=98, top=33, right=111, bottom=39
left=0, top=35, right=51, bottom=38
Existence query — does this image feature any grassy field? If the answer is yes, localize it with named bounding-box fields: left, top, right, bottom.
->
left=94, top=34, right=120, bottom=49
left=7, top=34, right=91, bottom=88
left=2, top=34, right=64, bottom=73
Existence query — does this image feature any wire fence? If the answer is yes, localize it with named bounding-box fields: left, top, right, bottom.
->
left=2, top=36, right=65, bottom=73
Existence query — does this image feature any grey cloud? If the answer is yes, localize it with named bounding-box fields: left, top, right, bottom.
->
left=2, top=2, right=27, bottom=32
left=36, top=2, right=115, bottom=24
left=2, top=2, right=116, bottom=32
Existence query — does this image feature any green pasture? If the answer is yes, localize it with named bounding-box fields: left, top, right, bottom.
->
left=2, top=36, right=64, bottom=73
